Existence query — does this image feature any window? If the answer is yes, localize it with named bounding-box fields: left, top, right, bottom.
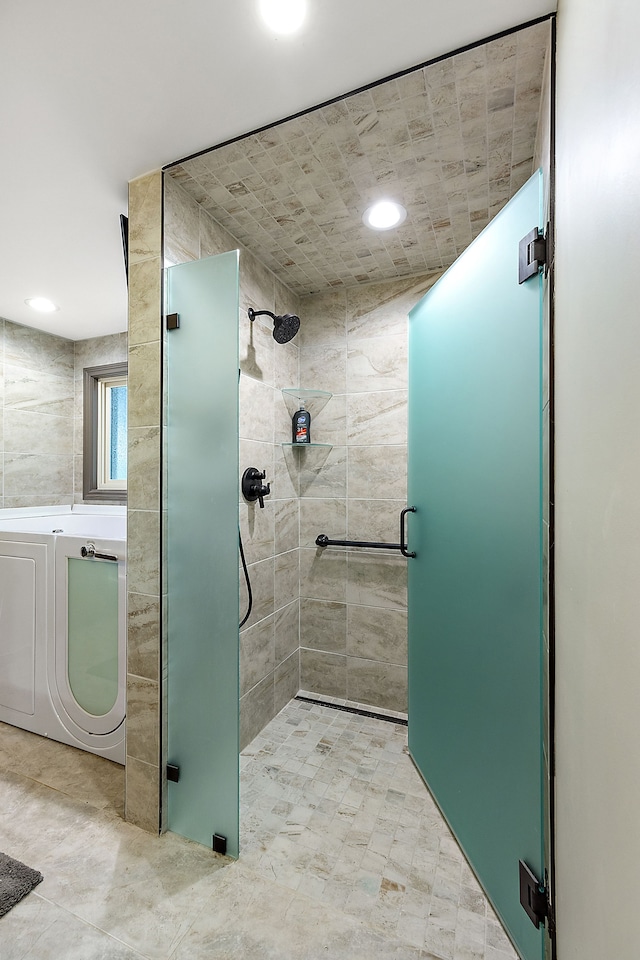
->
left=83, top=363, right=128, bottom=502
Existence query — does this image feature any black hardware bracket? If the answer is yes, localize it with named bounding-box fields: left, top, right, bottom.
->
left=166, top=763, right=180, bottom=783
left=519, top=859, right=548, bottom=929
left=166, top=312, right=180, bottom=330
left=212, top=834, right=227, bottom=856
left=519, top=227, right=548, bottom=284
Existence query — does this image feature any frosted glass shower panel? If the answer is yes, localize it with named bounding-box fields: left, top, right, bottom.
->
left=166, top=251, right=240, bottom=856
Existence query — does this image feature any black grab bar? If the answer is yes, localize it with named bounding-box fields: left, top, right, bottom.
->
left=315, top=535, right=402, bottom=551
left=315, top=506, right=416, bottom=558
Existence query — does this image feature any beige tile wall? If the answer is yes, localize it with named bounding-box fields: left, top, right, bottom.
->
left=0, top=317, right=75, bottom=508
left=297, top=272, right=441, bottom=711
left=126, top=170, right=163, bottom=832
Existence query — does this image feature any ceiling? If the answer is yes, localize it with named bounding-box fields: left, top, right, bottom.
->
left=169, top=21, right=549, bottom=295
left=0, top=1, right=555, bottom=341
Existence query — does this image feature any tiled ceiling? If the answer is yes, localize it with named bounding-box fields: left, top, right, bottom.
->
left=168, top=21, right=549, bottom=295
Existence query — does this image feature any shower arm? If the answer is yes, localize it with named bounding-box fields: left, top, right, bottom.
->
left=248, top=308, right=276, bottom=322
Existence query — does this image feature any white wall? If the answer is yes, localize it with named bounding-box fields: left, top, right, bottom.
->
left=555, top=1, right=640, bottom=956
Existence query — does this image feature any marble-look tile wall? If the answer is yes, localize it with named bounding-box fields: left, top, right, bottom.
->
left=297, top=273, right=441, bottom=712
left=0, top=317, right=75, bottom=508
left=126, top=170, right=163, bottom=832
left=73, top=333, right=128, bottom=503
left=164, top=175, right=301, bottom=752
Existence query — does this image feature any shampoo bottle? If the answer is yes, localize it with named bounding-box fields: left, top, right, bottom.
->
left=292, top=402, right=311, bottom=443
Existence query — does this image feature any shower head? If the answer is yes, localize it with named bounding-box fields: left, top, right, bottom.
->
left=248, top=307, right=300, bottom=344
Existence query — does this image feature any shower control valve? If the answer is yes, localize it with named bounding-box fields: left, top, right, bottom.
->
left=242, top=467, right=271, bottom=509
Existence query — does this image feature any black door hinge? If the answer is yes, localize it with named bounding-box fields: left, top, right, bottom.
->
left=519, top=226, right=548, bottom=284
left=213, top=833, right=227, bottom=855
left=166, top=312, right=180, bottom=330
left=519, top=859, right=549, bottom=928
left=166, top=763, right=180, bottom=782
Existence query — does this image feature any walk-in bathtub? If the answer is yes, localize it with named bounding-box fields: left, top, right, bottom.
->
left=0, top=506, right=126, bottom=763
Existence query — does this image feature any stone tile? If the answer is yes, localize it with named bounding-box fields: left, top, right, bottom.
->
left=127, top=509, right=160, bottom=597
left=128, top=340, right=161, bottom=428
left=347, top=390, right=407, bottom=445
left=274, top=599, right=299, bottom=663
left=1, top=894, right=146, bottom=960
left=275, top=650, right=300, bottom=713
left=298, top=290, right=347, bottom=345
left=3, top=454, right=73, bottom=499
left=300, top=496, right=346, bottom=548
left=347, top=335, right=408, bottom=393
left=128, top=592, right=160, bottom=681
left=299, top=342, right=347, bottom=396
left=348, top=445, right=407, bottom=501
left=275, top=548, right=299, bottom=613
left=3, top=322, right=74, bottom=377
left=239, top=374, right=274, bottom=444
left=128, top=256, right=162, bottom=346
left=347, top=605, right=407, bottom=664
left=299, top=546, right=347, bottom=603
left=164, top=174, right=200, bottom=265
left=298, top=445, right=347, bottom=499
left=128, top=425, right=160, bottom=511
left=299, top=649, right=347, bottom=699
left=239, top=497, right=275, bottom=564
left=4, top=364, right=74, bottom=418
left=4, top=409, right=73, bottom=455
left=347, top=659, right=408, bottom=712
left=300, top=598, right=348, bottom=654
left=128, top=170, right=162, bottom=264
left=274, top=497, right=299, bottom=554
left=347, top=498, right=407, bottom=544
left=240, top=556, right=274, bottom=629
left=240, top=304, right=275, bottom=384
left=125, top=756, right=159, bottom=833
left=126, top=675, right=159, bottom=766
left=240, top=674, right=274, bottom=750
left=347, top=552, right=407, bottom=609
left=240, top=614, right=275, bottom=696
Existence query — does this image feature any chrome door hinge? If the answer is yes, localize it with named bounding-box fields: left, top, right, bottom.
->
left=519, top=225, right=549, bottom=284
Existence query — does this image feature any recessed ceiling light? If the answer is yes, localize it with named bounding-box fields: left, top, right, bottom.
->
left=363, top=201, right=407, bottom=231
left=25, top=297, right=59, bottom=313
left=259, top=0, right=306, bottom=34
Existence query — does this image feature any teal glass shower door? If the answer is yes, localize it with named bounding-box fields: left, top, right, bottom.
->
left=407, top=172, right=544, bottom=960
left=165, top=251, right=240, bottom=857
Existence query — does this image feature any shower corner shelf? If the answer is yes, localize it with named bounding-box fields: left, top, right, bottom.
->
left=281, top=442, right=333, bottom=449
left=281, top=388, right=332, bottom=402
left=281, top=387, right=333, bottom=448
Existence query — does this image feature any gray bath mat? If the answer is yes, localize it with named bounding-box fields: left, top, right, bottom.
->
left=0, top=852, right=43, bottom=917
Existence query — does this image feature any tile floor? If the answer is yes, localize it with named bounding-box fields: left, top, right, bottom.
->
left=0, top=700, right=518, bottom=960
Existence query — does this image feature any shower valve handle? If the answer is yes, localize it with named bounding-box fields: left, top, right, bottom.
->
left=242, top=467, right=271, bottom=509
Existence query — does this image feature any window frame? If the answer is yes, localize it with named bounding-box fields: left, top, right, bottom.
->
left=83, top=362, right=128, bottom=503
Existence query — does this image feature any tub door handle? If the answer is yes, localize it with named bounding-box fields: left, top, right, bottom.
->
left=81, top=542, right=118, bottom=562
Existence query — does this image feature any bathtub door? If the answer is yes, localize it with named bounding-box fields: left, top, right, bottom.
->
left=165, top=251, right=240, bottom=857
left=407, top=171, right=546, bottom=960
left=53, top=535, right=126, bottom=762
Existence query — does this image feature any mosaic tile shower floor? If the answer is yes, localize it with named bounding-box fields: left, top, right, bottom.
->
left=0, top=702, right=518, bottom=959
